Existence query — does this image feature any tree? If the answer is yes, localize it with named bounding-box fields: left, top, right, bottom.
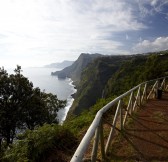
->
left=0, top=66, right=66, bottom=147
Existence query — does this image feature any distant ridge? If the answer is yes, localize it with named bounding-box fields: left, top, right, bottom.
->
left=44, top=60, right=74, bottom=69
left=51, top=53, right=103, bottom=84
left=69, top=50, right=168, bottom=115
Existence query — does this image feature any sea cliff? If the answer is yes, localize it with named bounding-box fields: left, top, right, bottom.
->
left=53, top=51, right=168, bottom=117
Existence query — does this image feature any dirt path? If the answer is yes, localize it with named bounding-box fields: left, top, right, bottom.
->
left=109, top=92, right=168, bottom=162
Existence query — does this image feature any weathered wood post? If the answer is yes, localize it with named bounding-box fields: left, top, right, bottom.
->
left=120, top=100, right=123, bottom=130
left=99, top=119, right=106, bottom=161
left=133, top=86, right=141, bottom=111
left=139, top=85, right=141, bottom=107
left=91, top=127, right=100, bottom=162
left=105, top=100, right=121, bottom=154
left=123, top=91, right=133, bottom=126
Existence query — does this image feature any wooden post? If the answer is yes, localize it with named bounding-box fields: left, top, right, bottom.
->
left=105, top=100, right=121, bottom=154
left=0, top=138, right=1, bottom=152
left=155, top=80, right=159, bottom=98
left=141, top=83, right=147, bottom=104
left=120, top=100, right=123, bottom=130
left=123, top=91, right=133, bottom=126
left=144, top=83, right=147, bottom=101
left=147, top=80, right=158, bottom=99
left=99, top=120, right=106, bottom=161
left=139, top=86, right=141, bottom=107
left=161, top=78, right=166, bottom=90
left=91, top=127, right=100, bottom=162
left=133, top=86, right=141, bottom=111
left=130, top=91, right=134, bottom=114
left=166, top=85, right=168, bottom=91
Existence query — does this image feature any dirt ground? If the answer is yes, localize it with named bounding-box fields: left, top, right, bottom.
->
left=109, top=92, right=168, bottom=162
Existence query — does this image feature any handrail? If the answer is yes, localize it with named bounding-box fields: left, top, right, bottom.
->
left=70, top=76, right=168, bottom=162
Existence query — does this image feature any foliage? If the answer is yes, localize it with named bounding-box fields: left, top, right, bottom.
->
left=0, top=66, right=66, bottom=147
left=1, top=97, right=112, bottom=162
left=69, top=55, right=134, bottom=115
left=1, top=51, right=168, bottom=161
left=52, top=53, right=102, bottom=84
left=69, top=51, right=168, bottom=117
left=2, top=124, right=77, bottom=162
left=105, top=52, right=168, bottom=97
left=65, top=96, right=115, bottom=135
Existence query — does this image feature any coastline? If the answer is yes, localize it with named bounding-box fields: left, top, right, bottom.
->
left=58, top=78, right=77, bottom=124
left=7, top=67, right=76, bottom=124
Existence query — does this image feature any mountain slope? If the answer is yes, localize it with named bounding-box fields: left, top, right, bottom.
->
left=104, top=53, right=168, bottom=97
left=51, top=53, right=102, bottom=85
left=68, top=51, right=168, bottom=116
left=69, top=55, right=134, bottom=115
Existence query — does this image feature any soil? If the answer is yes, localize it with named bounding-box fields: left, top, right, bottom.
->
left=109, top=92, right=168, bottom=162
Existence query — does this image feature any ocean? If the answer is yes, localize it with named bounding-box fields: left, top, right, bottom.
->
left=8, top=67, right=76, bottom=123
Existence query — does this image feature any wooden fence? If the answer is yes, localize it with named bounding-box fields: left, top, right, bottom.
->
left=70, top=77, right=168, bottom=162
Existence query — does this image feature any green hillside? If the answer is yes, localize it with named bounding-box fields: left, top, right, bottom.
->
left=1, top=50, right=168, bottom=162
left=69, top=55, right=133, bottom=115
left=69, top=51, right=168, bottom=116
left=52, top=53, right=102, bottom=85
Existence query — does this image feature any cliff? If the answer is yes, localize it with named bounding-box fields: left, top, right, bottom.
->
left=68, top=51, right=168, bottom=116
left=51, top=53, right=102, bottom=85
left=69, top=55, right=133, bottom=115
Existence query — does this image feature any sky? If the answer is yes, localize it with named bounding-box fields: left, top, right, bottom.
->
left=0, top=0, right=168, bottom=68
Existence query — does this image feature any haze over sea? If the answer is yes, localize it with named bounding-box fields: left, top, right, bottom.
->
left=8, top=67, right=76, bottom=123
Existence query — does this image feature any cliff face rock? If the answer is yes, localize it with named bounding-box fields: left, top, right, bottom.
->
left=69, top=55, right=133, bottom=115
left=51, top=50, right=168, bottom=117
left=51, top=53, right=102, bottom=85
left=69, top=51, right=168, bottom=116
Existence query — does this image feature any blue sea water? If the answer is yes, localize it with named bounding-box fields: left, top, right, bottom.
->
left=8, top=67, right=76, bottom=123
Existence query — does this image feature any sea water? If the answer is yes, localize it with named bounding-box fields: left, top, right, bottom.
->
left=8, top=67, right=76, bottom=123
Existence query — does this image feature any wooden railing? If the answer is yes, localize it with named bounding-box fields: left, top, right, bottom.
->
left=70, top=77, right=168, bottom=162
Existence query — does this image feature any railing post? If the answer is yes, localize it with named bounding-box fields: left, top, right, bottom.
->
left=165, top=77, right=168, bottom=91
left=139, top=85, right=141, bottom=107
left=147, top=80, right=158, bottom=99
left=133, top=86, right=141, bottom=111
left=99, top=119, right=106, bottom=161
left=155, top=80, right=159, bottom=98
left=141, top=83, right=147, bottom=104
left=120, top=100, right=123, bottom=130
left=105, top=100, right=121, bottom=154
left=70, top=77, right=168, bottom=162
left=130, top=91, right=134, bottom=114
left=161, top=78, right=166, bottom=90
left=166, top=85, right=168, bottom=91
left=91, top=127, right=100, bottom=162
left=144, top=83, right=147, bottom=101
left=123, top=91, right=133, bottom=126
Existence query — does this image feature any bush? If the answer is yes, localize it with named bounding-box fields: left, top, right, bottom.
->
left=2, top=124, right=78, bottom=162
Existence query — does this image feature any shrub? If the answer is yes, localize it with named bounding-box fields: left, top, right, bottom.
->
left=2, top=124, right=77, bottom=162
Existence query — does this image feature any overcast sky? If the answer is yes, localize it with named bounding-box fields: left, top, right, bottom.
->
left=0, top=0, right=168, bottom=68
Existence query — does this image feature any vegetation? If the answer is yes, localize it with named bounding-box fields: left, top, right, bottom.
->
left=0, top=66, right=66, bottom=148
left=1, top=97, right=111, bottom=162
left=52, top=53, right=102, bottom=84
left=1, top=51, right=168, bottom=161
left=105, top=53, right=168, bottom=97
left=2, top=124, right=77, bottom=162
left=65, top=97, right=114, bottom=134
left=69, top=52, right=168, bottom=116
left=69, top=55, right=134, bottom=115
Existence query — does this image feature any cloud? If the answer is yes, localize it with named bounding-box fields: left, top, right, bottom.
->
left=132, top=37, right=168, bottom=53
left=136, top=0, right=168, bottom=17
left=0, top=0, right=147, bottom=67
left=126, top=34, right=130, bottom=40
